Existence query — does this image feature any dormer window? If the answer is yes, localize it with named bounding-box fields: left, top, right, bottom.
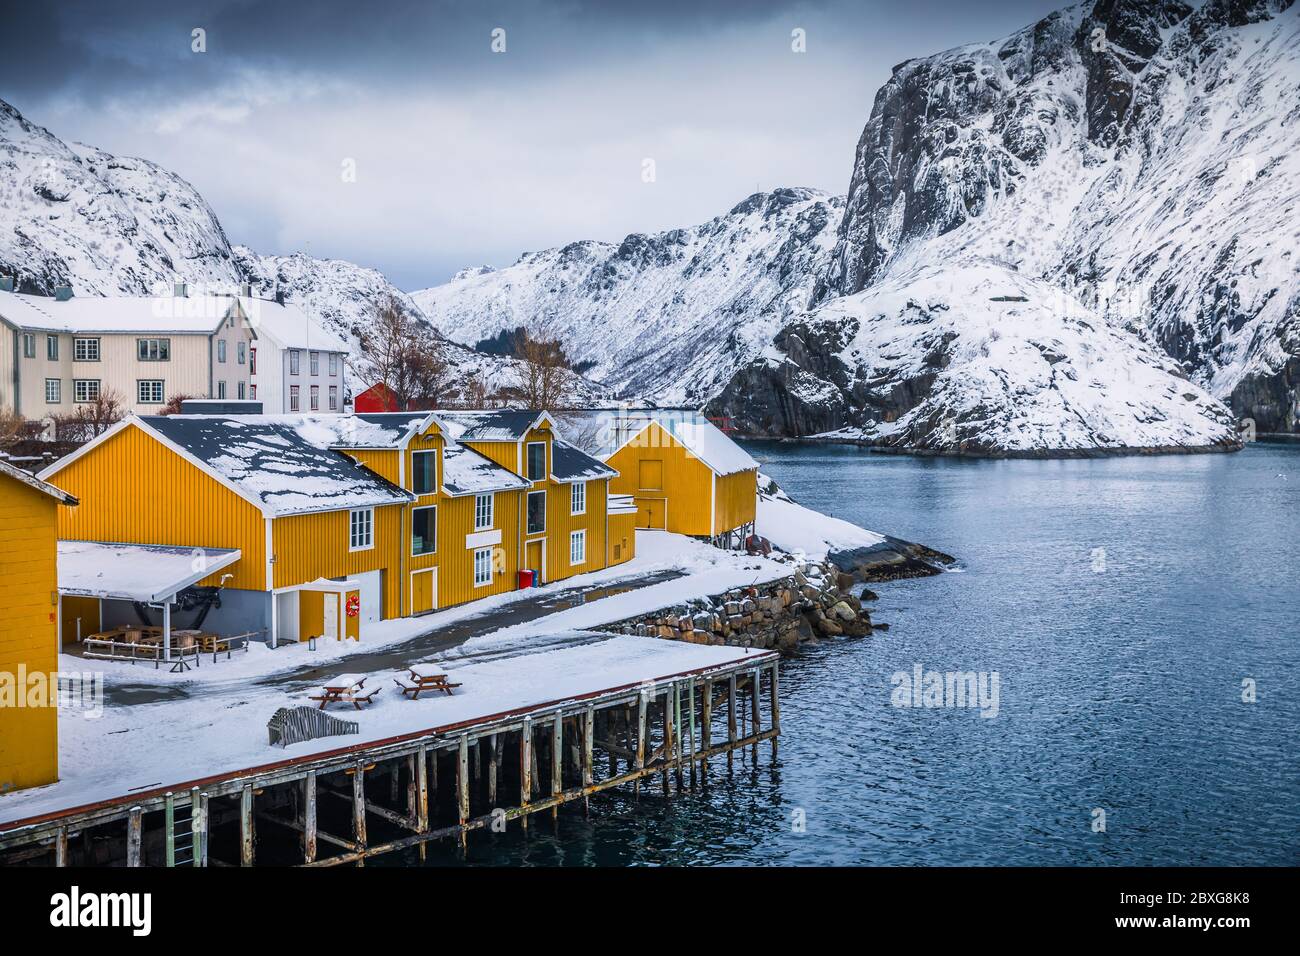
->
left=526, top=442, right=546, bottom=482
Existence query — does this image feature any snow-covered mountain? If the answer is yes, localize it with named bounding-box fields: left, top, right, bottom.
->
left=0, top=97, right=605, bottom=403
left=810, top=0, right=1298, bottom=438
left=411, top=188, right=843, bottom=405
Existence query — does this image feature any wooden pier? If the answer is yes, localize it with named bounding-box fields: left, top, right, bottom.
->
left=0, top=654, right=779, bottom=867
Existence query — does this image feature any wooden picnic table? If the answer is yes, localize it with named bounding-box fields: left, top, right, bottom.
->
left=310, top=674, right=380, bottom=710
left=394, top=664, right=462, bottom=699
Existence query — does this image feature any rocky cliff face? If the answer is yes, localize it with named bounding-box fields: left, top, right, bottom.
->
left=810, top=0, right=1299, bottom=436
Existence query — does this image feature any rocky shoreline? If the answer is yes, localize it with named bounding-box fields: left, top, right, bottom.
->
left=753, top=435, right=1243, bottom=460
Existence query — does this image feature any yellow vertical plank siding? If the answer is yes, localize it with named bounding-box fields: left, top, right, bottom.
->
left=46, top=423, right=267, bottom=589
left=435, top=490, right=523, bottom=606
left=464, top=439, right=518, bottom=473
left=271, top=504, right=403, bottom=617
left=60, top=595, right=100, bottom=645
left=0, top=478, right=61, bottom=791
left=711, top=468, right=758, bottom=535
left=547, top=478, right=609, bottom=581
left=348, top=449, right=400, bottom=484
left=606, top=422, right=714, bottom=536
left=607, top=512, right=636, bottom=566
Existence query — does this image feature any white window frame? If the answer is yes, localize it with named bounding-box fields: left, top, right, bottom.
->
left=44, top=378, right=60, bottom=403
left=137, top=379, right=165, bottom=404
left=571, top=481, right=586, bottom=515
left=137, top=337, right=170, bottom=361
left=349, top=507, right=374, bottom=552
left=22, top=334, right=35, bottom=358
left=526, top=490, right=546, bottom=535
left=217, top=339, right=227, bottom=363
left=412, top=450, right=437, bottom=496
left=329, top=385, right=338, bottom=410
left=289, top=384, right=300, bottom=411
left=289, top=350, right=301, bottom=375
left=237, top=341, right=246, bottom=365
left=73, top=337, right=100, bottom=362
left=411, top=505, right=437, bottom=556
left=526, top=441, right=546, bottom=482
left=238, top=381, right=246, bottom=400
left=569, top=530, right=586, bottom=566
left=473, top=546, right=493, bottom=588
left=47, top=335, right=59, bottom=361
left=310, top=384, right=319, bottom=410
left=73, top=379, right=99, bottom=403
left=329, top=353, right=339, bottom=375
left=310, top=351, right=320, bottom=375
left=474, top=493, right=493, bottom=531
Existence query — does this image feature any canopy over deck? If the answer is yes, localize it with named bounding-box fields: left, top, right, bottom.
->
left=57, top=540, right=242, bottom=603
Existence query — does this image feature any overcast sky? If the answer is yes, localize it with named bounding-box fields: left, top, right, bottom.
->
left=1, top=0, right=1063, bottom=290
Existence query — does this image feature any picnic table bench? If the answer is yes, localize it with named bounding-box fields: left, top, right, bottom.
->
left=310, top=674, right=381, bottom=710
left=394, top=663, right=462, bottom=699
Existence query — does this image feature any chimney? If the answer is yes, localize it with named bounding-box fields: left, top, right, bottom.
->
left=54, top=285, right=73, bottom=301
left=174, top=281, right=188, bottom=298
left=0, top=276, right=13, bottom=293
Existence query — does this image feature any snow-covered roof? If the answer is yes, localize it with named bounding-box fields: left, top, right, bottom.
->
left=608, top=494, right=637, bottom=515
left=566, top=409, right=759, bottom=476
left=550, top=439, right=617, bottom=483
left=236, top=295, right=349, bottom=352
left=0, top=457, right=77, bottom=505
left=441, top=443, right=532, bottom=497
left=290, top=412, right=433, bottom=449
left=58, top=540, right=242, bottom=603
left=440, top=409, right=551, bottom=442
left=138, top=415, right=414, bottom=516
left=0, top=289, right=236, bottom=334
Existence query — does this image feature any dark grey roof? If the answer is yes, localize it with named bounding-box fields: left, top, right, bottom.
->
left=550, top=439, right=616, bottom=483
left=441, top=443, right=532, bottom=497
left=140, top=415, right=414, bottom=516
left=441, top=410, right=546, bottom=442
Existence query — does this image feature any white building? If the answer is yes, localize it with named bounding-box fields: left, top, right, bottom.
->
left=239, top=294, right=349, bottom=414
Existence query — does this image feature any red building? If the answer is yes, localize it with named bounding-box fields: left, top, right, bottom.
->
left=353, top=382, right=399, bottom=412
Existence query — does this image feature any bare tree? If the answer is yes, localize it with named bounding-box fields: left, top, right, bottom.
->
left=158, top=393, right=199, bottom=416
left=508, top=329, right=575, bottom=410
left=355, top=294, right=455, bottom=410
left=54, top=389, right=124, bottom=442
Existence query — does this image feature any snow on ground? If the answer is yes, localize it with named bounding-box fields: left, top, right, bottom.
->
left=758, top=493, right=885, bottom=560
left=0, top=531, right=789, bottom=825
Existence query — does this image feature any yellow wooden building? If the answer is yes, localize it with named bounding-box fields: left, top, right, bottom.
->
left=36, top=408, right=634, bottom=648
left=0, top=459, right=76, bottom=793
left=566, top=409, right=759, bottom=547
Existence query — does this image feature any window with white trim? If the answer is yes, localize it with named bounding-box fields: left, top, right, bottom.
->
left=217, top=339, right=227, bottom=363
left=349, top=508, right=374, bottom=550
left=526, top=441, right=546, bottom=482
left=44, top=378, right=60, bottom=403
left=412, top=505, right=436, bottom=556
left=526, top=490, right=546, bottom=535
left=310, top=351, right=320, bottom=375
left=289, top=384, right=300, bottom=411
left=237, top=341, right=246, bottom=364
left=569, top=530, right=586, bottom=566
left=412, top=451, right=437, bottom=495
left=238, top=381, right=246, bottom=400
left=137, top=338, right=170, bottom=361
left=46, top=335, right=59, bottom=360
left=329, top=353, right=339, bottom=375
left=137, top=380, right=164, bottom=404
left=22, top=334, right=35, bottom=359
left=329, top=385, right=338, bottom=410
left=217, top=380, right=227, bottom=399
left=473, top=547, right=493, bottom=587
left=474, top=493, right=493, bottom=531
left=73, top=379, right=99, bottom=403
left=310, top=384, right=319, bottom=410
left=571, top=481, right=586, bottom=515
left=290, top=350, right=301, bottom=375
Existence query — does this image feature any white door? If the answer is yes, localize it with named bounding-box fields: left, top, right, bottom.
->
left=353, top=570, right=383, bottom=624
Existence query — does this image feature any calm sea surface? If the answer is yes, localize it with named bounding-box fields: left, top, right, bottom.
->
left=407, top=442, right=1300, bottom=866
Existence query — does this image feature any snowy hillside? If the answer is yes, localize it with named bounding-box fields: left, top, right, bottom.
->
left=0, top=100, right=240, bottom=295
left=412, top=188, right=844, bottom=405
left=820, top=0, right=1300, bottom=434
left=712, top=262, right=1240, bottom=455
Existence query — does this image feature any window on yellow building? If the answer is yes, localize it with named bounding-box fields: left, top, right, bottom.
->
left=570, top=529, right=586, bottom=565
left=474, top=493, right=493, bottom=530
left=349, top=507, right=374, bottom=551
left=412, top=451, right=437, bottom=495
left=412, top=506, right=436, bottom=556
left=526, top=442, right=546, bottom=482
left=527, top=490, right=546, bottom=534
left=571, top=481, right=586, bottom=515
left=473, top=547, right=493, bottom=587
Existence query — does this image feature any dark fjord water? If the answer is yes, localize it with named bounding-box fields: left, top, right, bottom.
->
left=410, top=442, right=1299, bottom=866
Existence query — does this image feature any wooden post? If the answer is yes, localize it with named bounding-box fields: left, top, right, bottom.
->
left=751, top=667, right=762, bottom=761
left=701, top=678, right=713, bottom=784
left=520, top=718, right=532, bottom=833
left=583, top=705, right=594, bottom=817
left=55, top=826, right=68, bottom=867
left=770, top=661, right=781, bottom=759
left=191, top=789, right=208, bottom=867
left=457, top=735, right=470, bottom=851
left=635, top=691, right=648, bottom=799
left=673, top=682, right=684, bottom=792
left=608, top=711, right=618, bottom=776
left=662, top=687, right=674, bottom=796
left=304, top=771, right=318, bottom=864
left=687, top=678, right=697, bottom=789
left=163, top=792, right=174, bottom=867
left=488, top=734, right=499, bottom=806
left=551, top=713, right=563, bottom=826
left=352, top=764, right=368, bottom=855
left=727, top=674, right=738, bottom=772
left=240, top=783, right=255, bottom=866
left=416, top=746, right=430, bottom=832
left=405, top=755, right=417, bottom=826
left=127, top=807, right=142, bottom=867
